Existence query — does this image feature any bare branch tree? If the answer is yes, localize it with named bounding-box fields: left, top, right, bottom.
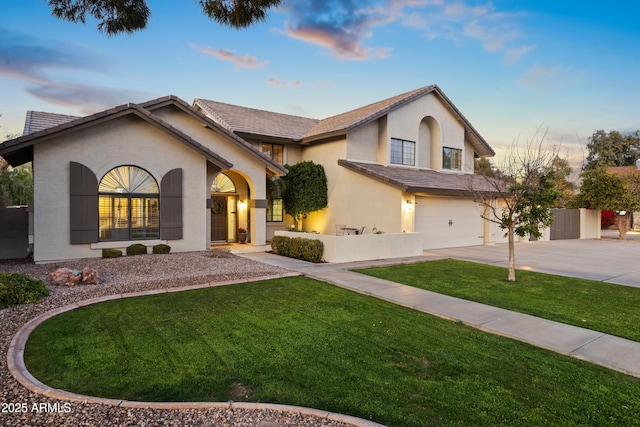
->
left=470, top=127, right=562, bottom=282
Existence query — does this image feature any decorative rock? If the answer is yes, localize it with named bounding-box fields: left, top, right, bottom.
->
left=47, top=267, right=100, bottom=286
left=81, top=266, right=100, bottom=285
left=47, top=268, right=75, bottom=286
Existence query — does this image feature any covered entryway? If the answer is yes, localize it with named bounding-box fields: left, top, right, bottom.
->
left=210, top=173, right=238, bottom=243
left=415, top=196, right=485, bottom=250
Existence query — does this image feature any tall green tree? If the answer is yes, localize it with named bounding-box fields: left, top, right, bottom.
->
left=584, top=130, right=640, bottom=171
left=547, top=155, right=576, bottom=207
left=574, top=167, right=640, bottom=239
left=47, top=0, right=281, bottom=34
left=471, top=134, right=562, bottom=282
left=0, top=159, right=33, bottom=207
left=282, top=161, right=328, bottom=231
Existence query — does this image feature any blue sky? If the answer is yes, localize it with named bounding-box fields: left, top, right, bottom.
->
left=2, top=1, right=639, bottom=168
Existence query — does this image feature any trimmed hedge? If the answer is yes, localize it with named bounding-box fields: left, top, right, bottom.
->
left=0, top=273, right=49, bottom=309
left=126, top=244, right=148, bottom=256
left=152, top=244, right=171, bottom=254
left=271, top=236, right=324, bottom=263
left=102, top=248, right=123, bottom=259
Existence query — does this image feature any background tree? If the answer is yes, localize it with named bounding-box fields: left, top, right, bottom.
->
left=574, top=167, right=640, bottom=239
left=282, top=161, right=328, bottom=231
left=47, top=0, right=281, bottom=34
left=547, top=155, right=576, bottom=207
left=583, top=130, right=640, bottom=171
left=0, top=159, right=33, bottom=207
left=471, top=134, right=562, bottom=282
left=474, top=157, right=501, bottom=178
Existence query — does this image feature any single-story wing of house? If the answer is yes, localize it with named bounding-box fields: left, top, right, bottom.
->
left=0, top=84, right=507, bottom=263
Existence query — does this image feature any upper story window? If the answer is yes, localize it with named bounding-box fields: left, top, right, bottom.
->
left=443, top=147, right=462, bottom=170
left=262, top=143, right=284, bottom=165
left=98, top=165, right=159, bottom=241
left=390, top=138, right=415, bottom=166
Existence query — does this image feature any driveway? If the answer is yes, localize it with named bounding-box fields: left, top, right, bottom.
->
left=424, top=238, right=640, bottom=288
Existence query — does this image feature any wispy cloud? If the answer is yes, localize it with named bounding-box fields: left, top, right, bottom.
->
left=27, top=84, right=148, bottom=115
left=278, top=1, right=533, bottom=63
left=0, top=28, right=149, bottom=114
left=267, top=78, right=301, bottom=87
left=0, top=28, right=101, bottom=84
left=279, top=0, right=393, bottom=60
left=518, top=66, right=566, bottom=88
left=190, top=43, right=268, bottom=69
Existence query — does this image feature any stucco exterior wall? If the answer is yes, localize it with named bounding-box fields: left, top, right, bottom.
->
left=346, top=120, right=379, bottom=163
left=275, top=230, right=423, bottom=263
left=386, top=93, right=466, bottom=171
left=302, top=139, right=402, bottom=235
left=32, top=116, right=209, bottom=262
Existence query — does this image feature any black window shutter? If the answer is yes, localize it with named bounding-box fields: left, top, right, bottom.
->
left=69, top=161, right=99, bottom=244
left=160, top=168, right=183, bottom=240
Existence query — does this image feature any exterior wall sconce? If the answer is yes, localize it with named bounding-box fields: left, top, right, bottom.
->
left=238, top=199, right=248, bottom=210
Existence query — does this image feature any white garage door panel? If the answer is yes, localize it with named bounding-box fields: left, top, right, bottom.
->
left=415, top=197, right=484, bottom=250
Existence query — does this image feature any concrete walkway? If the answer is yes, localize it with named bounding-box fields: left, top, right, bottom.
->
left=238, top=249, right=640, bottom=379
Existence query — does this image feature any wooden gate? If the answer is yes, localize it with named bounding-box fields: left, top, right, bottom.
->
left=0, top=207, right=29, bottom=259
left=550, top=209, right=580, bottom=240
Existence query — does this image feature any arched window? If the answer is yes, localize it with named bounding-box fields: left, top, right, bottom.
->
left=98, top=166, right=160, bottom=241
left=211, top=173, right=236, bottom=193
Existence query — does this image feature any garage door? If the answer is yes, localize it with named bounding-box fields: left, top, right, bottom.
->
left=415, top=196, right=485, bottom=250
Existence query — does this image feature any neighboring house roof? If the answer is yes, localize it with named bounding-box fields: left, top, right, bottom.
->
left=22, top=111, right=78, bottom=135
left=0, top=100, right=233, bottom=170
left=193, top=99, right=319, bottom=142
left=607, top=166, right=639, bottom=177
left=338, top=160, right=507, bottom=196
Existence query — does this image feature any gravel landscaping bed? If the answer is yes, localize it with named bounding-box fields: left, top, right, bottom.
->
left=0, top=250, right=359, bottom=427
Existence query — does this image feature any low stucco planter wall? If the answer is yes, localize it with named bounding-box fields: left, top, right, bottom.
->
left=274, top=231, right=423, bottom=263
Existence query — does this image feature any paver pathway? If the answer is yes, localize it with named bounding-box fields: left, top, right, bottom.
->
left=238, top=251, right=640, bottom=379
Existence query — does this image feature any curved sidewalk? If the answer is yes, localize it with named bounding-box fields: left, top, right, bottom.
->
left=238, top=251, right=640, bottom=379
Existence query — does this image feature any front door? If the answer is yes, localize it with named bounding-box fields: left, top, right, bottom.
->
left=211, top=196, right=227, bottom=242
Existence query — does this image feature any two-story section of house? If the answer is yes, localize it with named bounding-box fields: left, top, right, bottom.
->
left=196, top=85, right=500, bottom=250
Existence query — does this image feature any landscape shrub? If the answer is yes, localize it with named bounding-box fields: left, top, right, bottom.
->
left=152, top=244, right=171, bottom=254
left=0, top=273, right=49, bottom=308
left=102, top=248, right=122, bottom=259
left=126, top=244, right=147, bottom=256
left=271, top=236, right=323, bottom=262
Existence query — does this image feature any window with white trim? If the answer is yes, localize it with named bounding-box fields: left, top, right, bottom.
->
left=390, top=138, right=415, bottom=166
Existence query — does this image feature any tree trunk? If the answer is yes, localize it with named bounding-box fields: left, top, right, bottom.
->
left=508, top=225, right=516, bottom=282
left=617, top=213, right=628, bottom=240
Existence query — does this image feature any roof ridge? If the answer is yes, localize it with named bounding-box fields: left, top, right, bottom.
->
left=195, top=98, right=319, bottom=121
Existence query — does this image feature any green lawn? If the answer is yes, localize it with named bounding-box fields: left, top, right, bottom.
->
left=25, top=276, right=640, bottom=427
left=357, top=259, right=640, bottom=343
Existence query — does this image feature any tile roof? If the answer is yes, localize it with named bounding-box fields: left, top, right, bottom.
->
left=1, top=100, right=234, bottom=170
left=302, top=86, right=435, bottom=139
left=338, top=160, right=507, bottom=196
left=22, top=111, right=78, bottom=135
left=195, top=85, right=494, bottom=156
left=194, top=99, right=319, bottom=141
left=607, top=166, right=639, bottom=177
